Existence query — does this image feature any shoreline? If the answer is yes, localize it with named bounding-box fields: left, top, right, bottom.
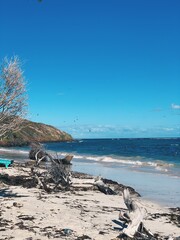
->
left=0, top=162, right=180, bottom=239
left=0, top=145, right=180, bottom=207
left=72, top=158, right=180, bottom=208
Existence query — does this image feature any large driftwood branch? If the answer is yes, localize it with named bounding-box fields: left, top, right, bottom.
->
left=31, top=167, right=50, bottom=193
left=29, top=142, right=48, bottom=166
left=123, top=188, right=146, bottom=237
left=29, top=143, right=72, bottom=191
left=35, top=149, right=47, bottom=165
left=118, top=188, right=154, bottom=239
left=46, top=152, right=72, bottom=188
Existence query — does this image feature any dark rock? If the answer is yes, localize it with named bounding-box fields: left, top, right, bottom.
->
left=18, top=215, right=35, bottom=221
left=102, top=178, right=140, bottom=197
left=96, top=184, right=117, bottom=195
left=76, top=235, right=92, bottom=240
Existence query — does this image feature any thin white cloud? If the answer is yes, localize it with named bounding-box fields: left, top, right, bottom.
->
left=59, top=124, right=180, bottom=138
left=171, top=103, right=180, bottom=110
left=162, top=127, right=174, bottom=132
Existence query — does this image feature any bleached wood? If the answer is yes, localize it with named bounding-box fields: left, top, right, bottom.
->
left=122, top=188, right=146, bottom=238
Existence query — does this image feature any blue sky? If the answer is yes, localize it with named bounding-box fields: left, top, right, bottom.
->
left=0, top=0, right=180, bottom=138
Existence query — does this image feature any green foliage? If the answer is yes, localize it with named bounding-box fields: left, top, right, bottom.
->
left=0, top=118, right=73, bottom=146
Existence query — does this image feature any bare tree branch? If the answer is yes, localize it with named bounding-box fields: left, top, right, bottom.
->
left=0, top=56, right=27, bottom=137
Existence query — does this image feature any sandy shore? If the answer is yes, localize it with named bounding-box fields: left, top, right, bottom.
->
left=0, top=163, right=180, bottom=240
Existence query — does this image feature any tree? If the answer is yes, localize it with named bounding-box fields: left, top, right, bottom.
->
left=0, top=56, right=27, bottom=137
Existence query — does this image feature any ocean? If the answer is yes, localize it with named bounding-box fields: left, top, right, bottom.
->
left=0, top=138, right=180, bottom=207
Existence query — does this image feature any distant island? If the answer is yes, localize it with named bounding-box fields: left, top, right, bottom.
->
left=0, top=119, right=73, bottom=146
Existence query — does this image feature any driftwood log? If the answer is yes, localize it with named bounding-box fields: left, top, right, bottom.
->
left=117, top=188, right=154, bottom=239
left=53, top=154, right=73, bottom=165
left=94, top=176, right=116, bottom=195
left=46, top=153, right=72, bottom=188
left=29, top=142, right=73, bottom=166
left=29, top=142, right=47, bottom=162
left=122, top=188, right=147, bottom=237
left=29, top=143, right=72, bottom=191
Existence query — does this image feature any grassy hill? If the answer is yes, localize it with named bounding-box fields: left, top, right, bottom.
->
left=0, top=119, right=73, bottom=146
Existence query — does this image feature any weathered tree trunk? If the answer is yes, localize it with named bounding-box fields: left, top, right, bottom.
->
left=121, top=188, right=154, bottom=239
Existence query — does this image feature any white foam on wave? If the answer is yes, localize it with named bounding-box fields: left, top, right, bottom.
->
left=7, top=146, right=172, bottom=175
left=155, top=166, right=168, bottom=172
left=101, top=157, right=144, bottom=166
left=61, top=152, right=174, bottom=171
left=0, top=147, right=28, bottom=155
left=1, top=147, right=174, bottom=173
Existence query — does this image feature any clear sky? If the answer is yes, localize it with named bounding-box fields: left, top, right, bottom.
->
left=0, top=0, right=180, bottom=138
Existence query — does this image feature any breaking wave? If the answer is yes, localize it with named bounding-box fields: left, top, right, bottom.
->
left=0, top=147, right=29, bottom=161
left=57, top=151, right=174, bottom=172
left=0, top=147, right=29, bottom=155
left=0, top=146, right=177, bottom=175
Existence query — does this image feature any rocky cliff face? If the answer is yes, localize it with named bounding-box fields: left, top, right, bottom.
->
left=0, top=119, right=73, bottom=146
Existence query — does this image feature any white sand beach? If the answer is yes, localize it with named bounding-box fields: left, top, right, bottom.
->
left=0, top=164, right=180, bottom=240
